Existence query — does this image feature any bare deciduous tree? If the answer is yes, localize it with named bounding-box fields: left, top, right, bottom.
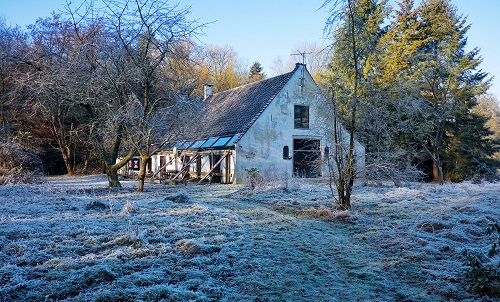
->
left=66, top=0, right=204, bottom=190
left=322, top=0, right=388, bottom=208
left=11, top=15, right=94, bottom=175
left=200, top=45, right=246, bottom=93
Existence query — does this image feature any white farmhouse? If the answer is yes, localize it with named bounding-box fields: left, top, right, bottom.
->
left=144, top=63, right=364, bottom=184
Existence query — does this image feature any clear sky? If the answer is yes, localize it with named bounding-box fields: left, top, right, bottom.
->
left=1, top=0, right=499, bottom=98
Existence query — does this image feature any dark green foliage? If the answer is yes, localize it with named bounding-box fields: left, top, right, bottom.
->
left=248, top=62, right=265, bottom=83
left=322, top=0, right=391, bottom=207
left=461, top=223, right=500, bottom=295
left=444, top=111, right=500, bottom=182
left=250, top=62, right=263, bottom=75
left=364, top=0, right=495, bottom=183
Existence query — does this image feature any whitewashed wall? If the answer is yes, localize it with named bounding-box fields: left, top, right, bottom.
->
left=234, top=64, right=328, bottom=183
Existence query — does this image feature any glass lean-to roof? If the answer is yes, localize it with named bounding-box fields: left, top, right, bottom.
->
left=168, top=134, right=240, bottom=151
left=172, top=141, right=192, bottom=150
left=211, top=136, right=232, bottom=147
left=172, top=141, right=183, bottom=149
left=190, top=139, right=206, bottom=149
left=226, top=134, right=239, bottom=146
left=200, top=137, right=219, bottom=148
left=180, top=141, right=193, bottom=149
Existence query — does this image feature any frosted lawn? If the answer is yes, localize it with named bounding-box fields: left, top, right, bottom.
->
left=0, top=175, right=498, bottom=301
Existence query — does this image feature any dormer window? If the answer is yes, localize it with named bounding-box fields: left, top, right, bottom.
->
left=294, top=105, right=309, bottom=129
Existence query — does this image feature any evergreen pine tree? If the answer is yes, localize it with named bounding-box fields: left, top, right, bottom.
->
left=247, top=62, right=265, bottom=83
left=378, top=0, right=492, bottom=183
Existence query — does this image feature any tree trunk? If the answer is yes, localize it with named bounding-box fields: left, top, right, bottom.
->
left=136, top=156, right=148, bottom=192
left=343, top=0, right=358, bottom=210
left=83, top=154, right=89, bottom=175
left=432, top=142, right=444, bottom=185
left=61, top=147, right=74, bottom=176
left=106, top=165, right=122, bottom=188
left=438, top=164, right=444, bottom=185
left=432, top=159, right=444, bottom=185
left=104, top=147, right=136, bottom=188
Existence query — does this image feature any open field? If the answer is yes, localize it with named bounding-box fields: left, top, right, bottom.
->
left=0, top=175, right=499, bottom=301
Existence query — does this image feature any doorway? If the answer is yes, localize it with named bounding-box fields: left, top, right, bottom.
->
left=293, top=138, right=321, bottom=178
left=211, top=154, right=222, bottom=183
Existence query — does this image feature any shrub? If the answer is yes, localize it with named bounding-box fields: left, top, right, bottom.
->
left=174, top=238, right=221, bottom=257
left=461, top=222, right=500, bottom=295
left=164, top=191, right=191, bottom=203
left=119, top=201, right=135, bottom=217
left=0, top=139, right=43, bottom=184
left=245, top=168, right=263, bottom=189
left=85, top=200, right=108, bottom=210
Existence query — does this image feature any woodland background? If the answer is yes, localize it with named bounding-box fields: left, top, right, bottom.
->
left=0, top=0, right=499, bottom=186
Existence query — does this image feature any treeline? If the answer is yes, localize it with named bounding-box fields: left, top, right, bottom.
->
left=0, top=0, right=265, bottom=188
left=0, top=0, right=499, bottom=187
left=321, top=0, right=500, bottom=184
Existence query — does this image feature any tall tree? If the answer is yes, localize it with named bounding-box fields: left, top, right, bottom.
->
left=162, top=40, right=205, bottom=98
left=67, top=0, right=203, bottom=190
left=443, top=105, right=499, bottom=181
left=200, top=45, right=246, bottom=93
left=247, top=61, right=265, bottom=83
left=475, top=94, right=500, bottom=153
left=0, top=19, right=25, bottom=138
left=379, top=0, right=491, bottom=184
left=6, top=14, right=92, bottom=175
left=474, top=94, right=500, bottom=162
left=322, top=0, right=389, bottom=208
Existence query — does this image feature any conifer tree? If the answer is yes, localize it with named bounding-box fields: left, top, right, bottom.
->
left=444, top=110, right=499, bottom=181
left=378, top=0, right=492, bottom=183
left=248, top=62, right=265, bottom=83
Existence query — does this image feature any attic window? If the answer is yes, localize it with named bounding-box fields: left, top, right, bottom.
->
left=294, top=105, right=309, bottom=129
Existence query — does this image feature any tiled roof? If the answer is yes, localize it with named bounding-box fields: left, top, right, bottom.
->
left=182, top=65, right=299, bottom=143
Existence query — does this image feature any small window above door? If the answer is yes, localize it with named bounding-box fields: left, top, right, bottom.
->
left=294, top=105, right=309, bottom=129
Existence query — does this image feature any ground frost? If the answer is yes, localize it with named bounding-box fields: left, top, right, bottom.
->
left=0, top=176, right=498, bottom=301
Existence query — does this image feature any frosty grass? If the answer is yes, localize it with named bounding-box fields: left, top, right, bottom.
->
left=0, top=175, right=498, bottom=301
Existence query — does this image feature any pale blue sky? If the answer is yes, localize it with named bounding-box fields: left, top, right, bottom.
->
left=1, top=0, right=499, bottom=98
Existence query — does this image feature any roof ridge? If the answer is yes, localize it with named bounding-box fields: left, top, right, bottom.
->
left=209, top=64, right=299, bottom=98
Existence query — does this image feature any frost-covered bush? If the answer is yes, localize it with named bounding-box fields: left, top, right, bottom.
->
left=447, top=160, right=499, bottom=183
left=262, top=170, right=300, bottom=192
left=85, top=200, right=108, bottom=210
left=175, top=238, right=221, bottom=257
left=0, top=139, right=43, bottom=184
left=461, top=222, right=500, bottom=295
left=164, top=190, right=191, bottom=203
left=118, top=201, right=135, bottom=217
left=244, top=168, right=263, bottom=189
